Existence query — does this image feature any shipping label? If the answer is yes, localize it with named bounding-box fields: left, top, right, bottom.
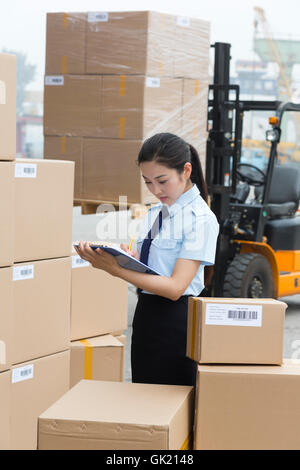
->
left=177, top=16, right=190, bottom=27
left=13, top=265, right=34, bottom=281
left=45, top=76, right=64, bottom=86
left=72, top=255, right=90, bottom=269
left=205, top=303, right=262, bottom=327
left=88, top=12, right=109, bottom=22
left=12, top=364, right=34, bottom=383
left=0, top=80, right=6, bottom=104
left=14, top=163, right=37, bottom=178
left=146, top=77, right=161, bottom=88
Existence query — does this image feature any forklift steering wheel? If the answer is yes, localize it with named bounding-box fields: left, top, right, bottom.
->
left=236, top=163, right=266, bottom=187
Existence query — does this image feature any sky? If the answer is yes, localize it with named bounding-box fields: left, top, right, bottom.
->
left=1, top=0, right=300, bottom=90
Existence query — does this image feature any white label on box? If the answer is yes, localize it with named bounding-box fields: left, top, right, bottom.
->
left=72, top=255, right=90, bottom=269
left=205, top=303, right=262, bottom=327
left=14, top=163, right=37, bottom=178
left=0, top=80, right=6, bottom=104
left=13, top=265, right=34, bottom=281
left=45, top=76, right=64, bottom=86
left=88, top=12, right=109, bottom=22
left=177, top=16, right=190, bottom=27
left=146, top=77, right=160, bottom=88
left=12, top=364, right=34, bottom=383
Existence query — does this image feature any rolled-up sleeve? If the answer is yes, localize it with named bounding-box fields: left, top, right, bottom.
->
left=178, top=213, right=219, bottom=265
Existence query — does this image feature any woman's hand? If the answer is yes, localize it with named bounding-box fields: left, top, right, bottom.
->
left=120, top=243, right=139, bottom=260
left=74, top=242, right=121, bottom=277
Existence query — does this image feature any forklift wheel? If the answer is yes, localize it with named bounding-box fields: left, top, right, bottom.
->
left=223, top=253, right=274, bottom=298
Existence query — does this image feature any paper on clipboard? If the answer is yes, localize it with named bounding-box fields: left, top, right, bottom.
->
left=73, top=244, right=162, bottom=276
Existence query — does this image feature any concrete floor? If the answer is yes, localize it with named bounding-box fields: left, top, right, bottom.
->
left=72, top=206, right=300, bottom=382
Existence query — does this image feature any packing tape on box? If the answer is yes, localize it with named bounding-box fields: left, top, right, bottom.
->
left=194, top=79, right=199, bottom=96
left=180, top=432, right=192, bottom=450
left=60, top=136, right=66, bottom=154
left=190, top=298, right=198, bottom=361
left=119, top=75, right=126, bottom=97
left=63, top=13, right=68, bottom=29
left=119, top=117, right=126, bottom=139
left=61, top=14, right=68, bottom=73
left=61, top=55, right=68, bottom=74
left=80, top=339, right=93, bottom=380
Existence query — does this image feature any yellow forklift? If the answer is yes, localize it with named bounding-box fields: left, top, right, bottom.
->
left=207, top=43, right=300, bottom=299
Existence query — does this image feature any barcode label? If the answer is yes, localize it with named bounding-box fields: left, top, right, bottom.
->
left=146, top=77, right=160, bottom=88
left=205, top=303, right=262, bottom=327
left=72, top=255, right=90, bottom=269
left=0, top=80, right=6, bottom=104
left=13, top=265, right=34, bottom=281
left=15, top=163, right=37, bottom=178
left=45, top=75, right=64, bottom=86
left=88, top=12, right=109, bottom=22
left=228, top=310, right=258, bottom=320
left=177, top=16, right=190, bottom=27
left=12, top=364, right=34, bottom=383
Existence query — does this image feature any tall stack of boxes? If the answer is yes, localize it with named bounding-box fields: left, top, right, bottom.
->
left=186, top=297, right=300, bottom=450
left=69, top=247, right=128, bottom=388
left=0, top=53, right=70, bottom=450
left=43, top=11, right=210, bottom=205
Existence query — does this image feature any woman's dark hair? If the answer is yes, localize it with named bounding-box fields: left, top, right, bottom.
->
left=137, top=133, right=214, bottom=288
left=137, top=133, right=208, bottom=203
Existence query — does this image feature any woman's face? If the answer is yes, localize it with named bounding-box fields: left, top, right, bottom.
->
left=140, top=160, right=192, bottom=206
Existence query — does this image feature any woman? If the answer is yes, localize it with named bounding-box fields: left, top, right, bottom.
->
left=75, top=133, right=219, bottom=388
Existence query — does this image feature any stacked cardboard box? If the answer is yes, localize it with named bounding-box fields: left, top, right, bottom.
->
left=38, top=380, right=194, bottom=450
left=10, top=158, right=74, bottom=450
left=43, top=11, right=210, bottom=204
left=0, top=52, right=75, bottom=449
left=70, top=248, right=127, bottom=388
left=185, top=297, right=300, bottom=450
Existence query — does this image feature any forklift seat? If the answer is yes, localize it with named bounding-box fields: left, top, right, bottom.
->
left=255, top=164, right=300, bottom=219
left=259, top=164, right=300, bottom=251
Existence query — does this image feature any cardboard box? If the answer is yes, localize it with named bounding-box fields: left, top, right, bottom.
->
left=43, top=75, right=181, bottom=139
left=86, top=11, right=174, bottom=76
left=0, top=267, right=13, bottom=372
left=173, top=16, right=210, bottom=79
left=44, top=75, right=102, bottom=137
left=186, top=297, right=286, bottom=365
left=38, top=380, right=194, bottom=450
left=0, top=370, right=10, bottom=450
left=44, top=136, right=83, bottom=199
left=45, top=13, right=87, bottom=74
left=82, top=138, right=157, bottom=204
left=181, top=79, right=208, bottom=149
left=14, top=159, right=74, bottom=262
left=101, top=75, right=182, bottom=139
left=10, top=350, right=70, bottom=450
left=86, top=11, right=210, bottom=79
left=70, top=334, right=125, bottom=388
left=0, top=53, right=16, bottom=160
left=0, top=162, right=14, bottom=267
left=194, top=360, right=300, bottom=450
left=12, top=257, right=71, bottom=365
left=71, top=252, right=128, bottom=340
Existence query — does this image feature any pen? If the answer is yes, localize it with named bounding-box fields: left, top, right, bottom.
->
left=129, top=237, right=134, bottom=252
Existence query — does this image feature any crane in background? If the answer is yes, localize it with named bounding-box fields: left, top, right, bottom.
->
left=253, top=6, right=300, bottom=157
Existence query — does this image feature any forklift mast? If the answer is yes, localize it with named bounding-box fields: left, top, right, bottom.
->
left=206, top=42, right=300, bottom=298
left=206, top=42, right=243, bottom=296
left=206, top=43, right=291, bottom=295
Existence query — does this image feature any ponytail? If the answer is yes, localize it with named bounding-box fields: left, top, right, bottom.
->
left=189, top=144, right=214, bottom=290
left=189, top=144, right=208, bottom=204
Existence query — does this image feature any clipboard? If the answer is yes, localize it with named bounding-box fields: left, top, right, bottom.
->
left=73, top=244, right=162, bottom=276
